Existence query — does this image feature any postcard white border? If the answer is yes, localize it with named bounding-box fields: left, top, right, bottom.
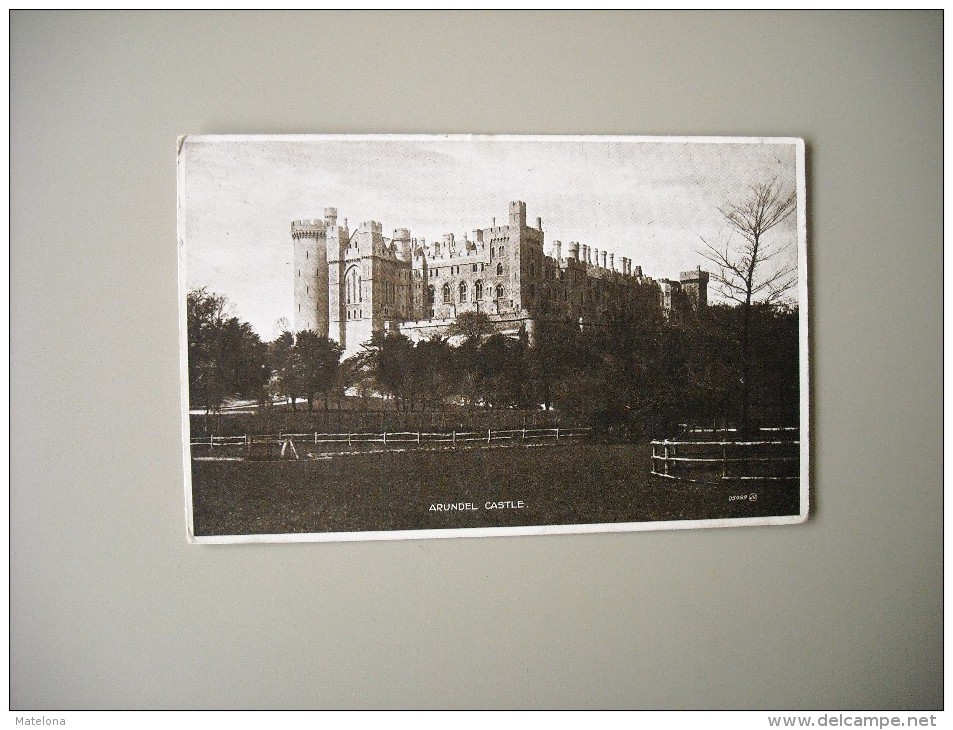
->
left=177, top=134, right=809, bottom=545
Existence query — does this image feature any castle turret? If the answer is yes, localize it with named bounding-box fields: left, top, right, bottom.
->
left=509, top=200, right=527, bottom=228
left=679, top=265, right=710, bottom=311
left=601, top=251, right=608, bottom=268
left=324, top=207, right=337, bottom=227
left=554, top=240, right=562, bottom=260
left=609, top=253, right=615, bottom=271
left=292, top=218, right=329, bottom=336
left=393, top=227, right=412, bottom=260
left=569, top=242, right=580, bottom=261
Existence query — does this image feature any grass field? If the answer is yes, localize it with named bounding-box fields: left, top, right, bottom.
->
left=190, top=443, right=800, bottom=537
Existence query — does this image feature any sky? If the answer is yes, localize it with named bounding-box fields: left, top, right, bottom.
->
left=179, top=135, right=802, bottom=340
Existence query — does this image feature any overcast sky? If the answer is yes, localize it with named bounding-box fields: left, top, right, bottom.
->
left=179, top=135, right=801, bottom=339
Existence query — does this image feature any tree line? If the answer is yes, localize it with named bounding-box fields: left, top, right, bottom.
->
left=187, top=289, right=798, bottom=438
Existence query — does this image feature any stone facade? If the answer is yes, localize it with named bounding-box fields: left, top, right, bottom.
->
left=293, top=201, right=709, bottom=358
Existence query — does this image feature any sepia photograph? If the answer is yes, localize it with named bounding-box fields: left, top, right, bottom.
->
left=178, top=135, right=808, bottom=542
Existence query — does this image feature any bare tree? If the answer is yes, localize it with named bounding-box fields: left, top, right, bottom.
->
left=700, top=178, right=797, bottom=430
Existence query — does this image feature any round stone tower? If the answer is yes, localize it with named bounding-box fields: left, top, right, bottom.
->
left=292, top=218, right=329, bottom=336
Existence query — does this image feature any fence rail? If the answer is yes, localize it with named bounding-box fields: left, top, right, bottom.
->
left=191, top=427, right=592, bottom=458
left=651, top=427, right=800, bottom=483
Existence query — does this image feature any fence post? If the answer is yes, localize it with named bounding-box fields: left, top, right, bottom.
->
left=383, top=431, right=387, bottom=446
left=348, top=432, right=352, bottom=447
left=314, top=431, right=318, bottom=444
left=452, top=430, right=456, bottom=445
left=417, top=431, right=421, bottom=445
left=209, top=434, right=214, bottom=450
left=487, top=429, right=491, bottom=444
left=522, top=428, right=526, bottom=441
left=663, top=444, right=669, bottom=476
left=722, top=443, right=727, bottom=479
left=555, top=427, right=560, bottom=440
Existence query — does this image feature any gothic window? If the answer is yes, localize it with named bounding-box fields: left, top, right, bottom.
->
left=442, top=284, right=451, bottom=304
left=459, top=281, right=467, bottom=303
left=499, top=246, right=505, bottom=256
left=427, top=285, right=435, bottom=305
left=475, top=280, right=483, bottom=300
left=345, top=266, right=361, bottom=305
left=496, top=284, right=505, bottom=300
left=472, top=264, right=478, bottom=272
left=306, top=250, right=309, bottom=259
left=496, top=263, right=503, bottom=276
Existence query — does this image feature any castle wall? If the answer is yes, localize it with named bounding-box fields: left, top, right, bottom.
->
left=291, top=219, right=328, bottom=336
left=294, top=200, right=709, bottom=358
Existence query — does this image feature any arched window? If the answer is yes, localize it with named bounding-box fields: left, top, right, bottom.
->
left=427, top=285, right=435, bottom=305
left=475, top=280, right=483, bottom=300
left=459, top=281, right=468, bottom=303
left=496, top=284, right=505, bottom=300
left=442, top=283, right=451, bottom=304
left=499, top=246, right=505, bottom=256
left=345, top=266, right=361, bottom=304
left=496, top=262, right=503, bottom=276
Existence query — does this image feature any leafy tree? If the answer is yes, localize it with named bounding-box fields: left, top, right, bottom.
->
left=293, top=331, right=343, bottom=411
left=269, top=329, right=299, bottom=411
left=187, top=288, right=270, bottom=416
left=448, top=310, right=494, bottom=343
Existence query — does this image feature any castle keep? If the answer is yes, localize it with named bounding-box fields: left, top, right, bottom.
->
left=293, top=201, right=709, bottom=357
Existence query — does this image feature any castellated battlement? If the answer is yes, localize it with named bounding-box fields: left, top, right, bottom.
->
left=291, top=219, right=326, bottom=238
left=679, top=266, right=709, bottom=283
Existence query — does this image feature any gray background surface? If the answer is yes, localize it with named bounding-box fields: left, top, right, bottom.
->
left=11, top=11, right=942, bottom=709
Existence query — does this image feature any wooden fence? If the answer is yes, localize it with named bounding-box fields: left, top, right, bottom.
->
left=651, top=427, right=800, bottom=483
left=191, top=427, right=592, bottom=459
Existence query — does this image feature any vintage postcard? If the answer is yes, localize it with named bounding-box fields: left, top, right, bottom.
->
left=177, top=135, right=808, bottom=543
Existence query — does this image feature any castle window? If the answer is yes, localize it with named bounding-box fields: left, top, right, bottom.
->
left=500, top=246, right=505, bottom=256
left=442, top=284, right=451, bottom=304
left=472, top=264, right=478, bottom=272
left=496, top=284, right=505, bottom=300
left=475, top=280, right=483, bottom=300
left=306, top=250, right=309, bottom=259
left=459, top=281, right=467, bottom=303
left=496, top=263, right=504, bottom=276
left=345, top=266, right=361, bottom=304
left=427, top=285, right=435, bottom=305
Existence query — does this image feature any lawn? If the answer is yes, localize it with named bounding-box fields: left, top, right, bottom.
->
left=190, top=442, right=800, bottom=537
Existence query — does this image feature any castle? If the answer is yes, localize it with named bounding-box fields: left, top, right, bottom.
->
left=292, top=201, right=709, bottom=357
